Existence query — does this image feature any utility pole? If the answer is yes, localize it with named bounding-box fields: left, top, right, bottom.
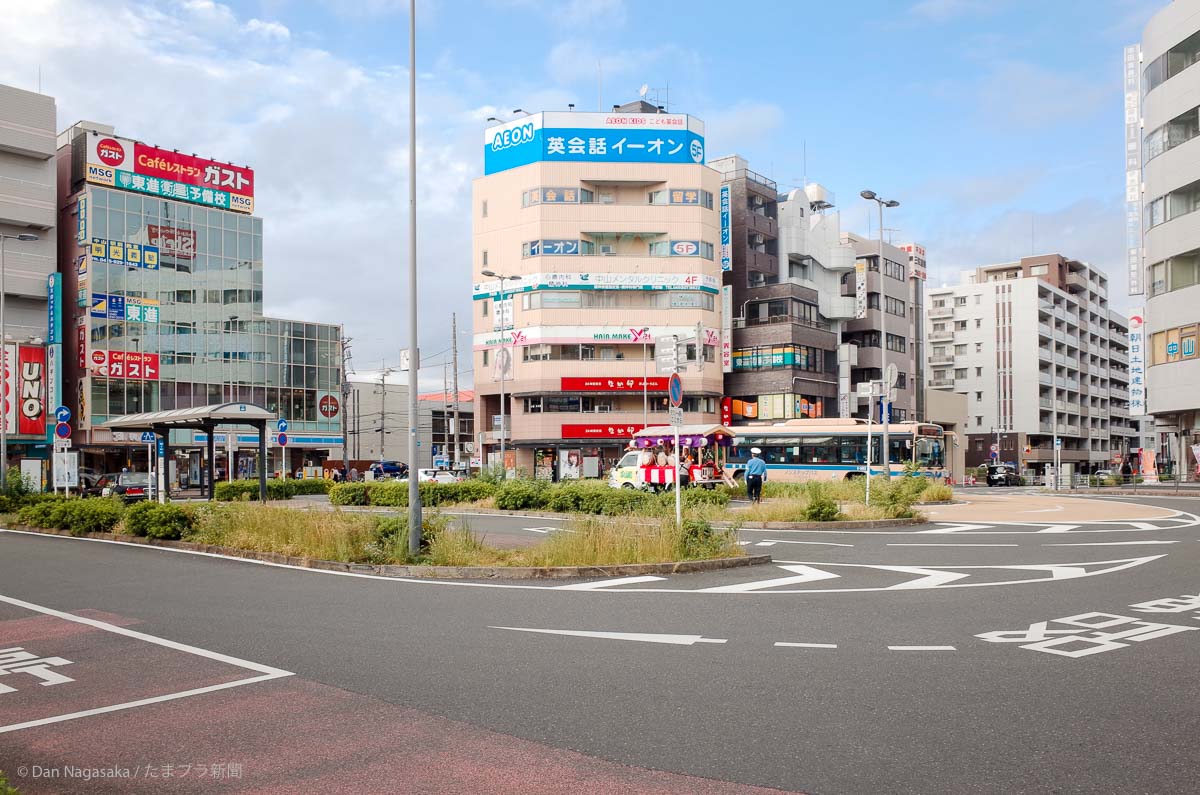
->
left=340, top=326, right=351, bottom=477
left=442, top=360, right=449, bottom=468
left=376, top=364, right=394, bottom=462
left=406, top=0, right=422, bottom=557
left=451, top=312, right=461, bottom=469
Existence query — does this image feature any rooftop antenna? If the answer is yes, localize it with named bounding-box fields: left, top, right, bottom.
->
left=638, top=83, right=649, bottom=98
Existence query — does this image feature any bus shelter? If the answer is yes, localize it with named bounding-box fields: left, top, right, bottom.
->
left=102, top=403, right=277, bottom=501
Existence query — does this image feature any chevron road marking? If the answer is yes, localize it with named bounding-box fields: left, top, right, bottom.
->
left=489, top=627, right=727, bottom=645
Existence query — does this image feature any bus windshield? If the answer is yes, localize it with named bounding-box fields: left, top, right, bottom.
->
left=914, top=436, right=944, bottom=469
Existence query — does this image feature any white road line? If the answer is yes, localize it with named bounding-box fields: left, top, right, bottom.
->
left=918, top=523, right=993, bottom=534
left=752, top=539, right=855, bottom=547
left=887, top=543, right=1020, bottom=547
left=774, top=641, right=837, bottom=649
left=440, top=512, right=567, bottom=522
left=554, top=576, right=667, bottom=590
left=489, top=627, right=727, bottom=645
left=754, top=541, right=777, bottom=547
left=0, top=592, right=293, bottom=735
left=888, top=645, right=956, bottom=651
left=871, top=565, right=970, bottom=589
left=0, top=674, right=283, bottom=734
left=697, top=564, right=841, bottom=593
left=1020, top=505, right=1065, bottom=513
left=1042, top=540, right=1179, bottom=547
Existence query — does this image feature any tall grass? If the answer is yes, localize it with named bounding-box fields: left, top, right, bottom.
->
left=189, top=503, right=381, bottom=562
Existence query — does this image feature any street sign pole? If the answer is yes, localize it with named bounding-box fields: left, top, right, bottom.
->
left=669, top=369, right=684, bottom=527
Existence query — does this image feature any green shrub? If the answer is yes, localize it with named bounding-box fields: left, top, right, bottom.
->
left=680, top=487, right=731, bottom=507
left=18, top=498, right=125, bottom=536
left=122, top=501, right=194, bottom=539
left=214, top=480, right=259, bottom=501
left=922, top=483, right=954, bottom=502
left=17, top=500, right=58, bottom=528
left=4, top=465, right=33, bottom=499
left=494, top=479, right=550, bottom=510
left=801, top=483, right=842, bottom=522
left=0, top=768, right=20, bottom=795
left=329, top=482, right=369, bottom=506
left=362, top=514, right=448, bottom=564
left=677, top=519, right=734, bottom=558
left=289, top=478, right=332, bottom=496
left=215, top=478, right=328, bottom=501
left=367, top=481, right=409, bottom=506
left=123, top=500, right=157, bottom=536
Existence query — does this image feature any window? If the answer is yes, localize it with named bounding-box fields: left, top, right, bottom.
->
left=700, top=241, right=714, bottom=260
left=1148, top=249, right=1200, bottom=297
left=701, top=190, right=714, bottom=209
left=954, top=296, right=967, bottom=306
left=482, top=349, right=489, bottom=366
left=955, top=368, right=968, bottom=379
left=1030, top=264, right=1048, bottom=276
left=648, top=240, right=669, bottom=257
left=883, top=258, right=906, bottom=281
left=482, top=250, right=488, bottom=267
left=481, top=200, right=488, bottom=218
left=1145, top=104, right=1200, bottom=163
left=976, top=416, right=983, bottom=427
left=954, top=344, right=967, bottom=355
left=886, top=333, right=906, bottom=353
left=481, top=300, right=489, bottom=316
left=974, top=295, right=981, bottom=304
left=1143, top=29, right=1200, bottom=95
left=976, top=367, right=983, bottom=376
left=954, top=320, right=968, bottom=330
left=932, top=299, right=946, bottom=308
left=885, top=296, right=906, bottom=317
left=975, top=318, right=982, bottom=328
left=975, top=392, right=982, bottom=402
left=522, top=344, right=551, bottom=362
left=648, top=189, right=669, bottom=205
left=975, top=342, right=983, bottom=353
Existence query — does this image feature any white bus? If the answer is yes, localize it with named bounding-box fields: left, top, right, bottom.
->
left=726, top=419, right=948, bottom=482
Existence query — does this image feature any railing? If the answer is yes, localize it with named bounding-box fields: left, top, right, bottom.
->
left=734, top=314, right=831, bottom=331
left=929, top=378, right=955, bottom=388
left=929, top=355, right=955, bottom=366
left=928, top=331, right=954, bottom=343
left=928, top=306, right=953, bottom=318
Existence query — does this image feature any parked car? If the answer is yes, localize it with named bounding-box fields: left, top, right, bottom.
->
left=368, top=461, right=408, bottom=479
left=397, top=469, right=465, bottom=485
left=1094, top=469, right=1113, bottom=480
left=986, top=465, right=1021, bottom=487
left=101, top=471, right=155, bottom=502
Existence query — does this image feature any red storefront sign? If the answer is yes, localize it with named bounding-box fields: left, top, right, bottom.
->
left=319, top=394, right=340, bottom=418
left=77, top=323, right=86, bottom=369
left=561, top=423, right=646, bottom=439
left=720, top=396, right=732, bottom=426
left=89, top=350, right=160, bottom=380
left=560, top=377, right=668, bottom=392
left=17, top=345, right=45, bottom=436
left=147, top=225, right=196, bottom=259
left=133, top=142, right=255, bottom=199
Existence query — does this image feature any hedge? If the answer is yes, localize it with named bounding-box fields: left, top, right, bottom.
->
left=123, top=501, right=196, bottom=539
left=329, top=480, right=498, bottom=508
left=18, top=497, right=126, bottom=536
left=214, top=478, right=332, bottom=501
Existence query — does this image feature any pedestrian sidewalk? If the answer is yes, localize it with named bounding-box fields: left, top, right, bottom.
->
left=924, top=492, right=1179, bottom=523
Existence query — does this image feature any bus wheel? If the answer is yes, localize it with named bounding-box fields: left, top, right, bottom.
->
left=621, top=483, right=635, bottom=490
left=845, top=472, right=864, bottom=480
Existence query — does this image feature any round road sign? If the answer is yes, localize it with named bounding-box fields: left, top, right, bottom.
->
left=55, top=422, right=71, bottom=439
left=55, top=405, right=71, bottom=423
left=668, top=372, right=684, bottom=408
left=277, top=432, right=288, bottom=447
left=277, top=418, right=289, bottom=433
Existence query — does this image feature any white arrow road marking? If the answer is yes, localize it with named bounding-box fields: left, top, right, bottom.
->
left=920, top=523, right=993, bottom=534
left=888, top=645, right=956, bottom=651
left=489, top=627, right=727, bottom=645
left=554, top=576, right=667, bottom=590
left=1035, top=525, right=1081, bottom=533
left=775, top=641, right=837, bottom=649
left=697, top=564, right=841, bottom=593
left=888, top=543, right=1020, bottom=547
left=1043, top=540, right=1179, bottom=547
left=869, top=565, right=970, bottom=589
left=755, top=539, right=855, bottom=547
left=755, top=541, right=777, bottom=547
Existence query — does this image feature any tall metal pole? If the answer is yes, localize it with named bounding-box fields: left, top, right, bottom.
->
left=0, top=238, right=7, bottom=490
left=877, top=200, right=891, bottom=480
left=442, top=360, right=449, bottom=466
left=406, top=0, right=422, bottom=557
left=451, top=312, right=460, bottom=469
left=498, top=275, right=508, bottom=479
left=340, top=325, right=350, bottom=478
left=642, top=328, right=649, bottom=428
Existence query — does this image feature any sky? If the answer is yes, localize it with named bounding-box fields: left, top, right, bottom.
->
left=0, top=0, right=1160, bottom=389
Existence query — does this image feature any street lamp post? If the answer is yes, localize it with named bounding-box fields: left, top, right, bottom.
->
left=860, top=191, right=899, bottom=479
left=481, top=270, right=521, bottom=478
left=0, top=232, right=39, bottom=490
left=641, top=327, right=650, bottom=428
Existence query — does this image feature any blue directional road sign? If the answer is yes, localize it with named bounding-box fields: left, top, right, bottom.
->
left=277, top=432, right=288, bottom=447
left=668, top=372, right=683, bottom=408
left=55, top=405, right=71, bottom=423
left=157, top=437, right=165, bottom=457
left=277, top=418, right=289, bottom=433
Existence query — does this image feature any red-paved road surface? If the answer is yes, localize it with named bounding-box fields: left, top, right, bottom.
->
left=1, top=606, right=798, bottom=794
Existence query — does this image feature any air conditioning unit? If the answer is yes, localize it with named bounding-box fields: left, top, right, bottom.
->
left=752, top=195, right=764, bottom=207
left=600, top=245, right=616, bottom=255
left=751, top=234, right=765, bottom=245
left=596, top=404, right=611, bottom=413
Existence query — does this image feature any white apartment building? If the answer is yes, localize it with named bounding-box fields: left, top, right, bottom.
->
left=926, top=255, right=1134, bottom=475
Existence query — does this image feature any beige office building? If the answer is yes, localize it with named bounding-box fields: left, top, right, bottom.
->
left=472, top=101, right=723, bottom=478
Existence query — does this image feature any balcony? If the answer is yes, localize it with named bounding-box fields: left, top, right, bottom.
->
left=929, top=354, right=955, bottom=367
left=928, top=306, right=953, bottom=319
left=929, top=378, right=955, bottom=388
left=746, top=211, right=777, bottom=238
left=928, top=330, right=954, bottom=343
left=1109, top=349, right=1129, bottom=365
left=734, top=314, right=831, bottom=331
left=0, top=175, right=54, bottom=228
left=1110, top=386, right=1129, bottom=400
left=746, top=250, right=777, bottom=273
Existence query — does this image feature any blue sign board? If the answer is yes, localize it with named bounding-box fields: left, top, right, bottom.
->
left=877, top=399, right=893, bottom=424
left=90, top=293, right=126, bottom=320
left=719, top=185, right=731, bottom=272
left=157, top=437, right=165, bottom=457
left=277, top=432, right=288, bottom=447
left=484, top=113, right=706, bottom=175
left=277, top=418, right=289, bottom=433
left=668, top=373, right=684, bottom=408
left=140, top=431, right=156, bottom=443
left=46, top=274, right=61, bottom=345
left=1167, top=341, right=1180, bottom=356
left=55, top=422, right=71, bottom=439
left=89, top=237, right=159, bottom=270
left=1186, top=338, right=1196, bottom=357
left=55, top=406, right=71, bottom=423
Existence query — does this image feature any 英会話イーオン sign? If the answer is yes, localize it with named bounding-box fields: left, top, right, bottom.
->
left=84, top=131, right=255, bottom=214
left=483, top=112, right=705, bottom=175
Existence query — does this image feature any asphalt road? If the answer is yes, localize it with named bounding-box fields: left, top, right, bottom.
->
left=1, top=493, right=1199, bottom=793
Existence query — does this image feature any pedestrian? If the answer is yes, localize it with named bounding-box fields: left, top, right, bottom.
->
left=745, top=447, right=767, bottom=503
left=655, top=447, right=668, bottom=467
left=349, top=467, right=359, bottom=482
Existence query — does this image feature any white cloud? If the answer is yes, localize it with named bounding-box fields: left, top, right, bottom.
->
left=909, top=0, right=998, bottom=21
left=552, top=0, right=626, bottom=27
left=0, top=0, right=483, bottom=389
left=701, top=101, right=785, bottom=156
left=246, top=18, right=290, bottom=40
left=974, top=61, right=1112, bottom=129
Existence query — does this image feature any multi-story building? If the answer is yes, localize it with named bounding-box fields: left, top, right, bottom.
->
left=343, top=378, right=474, bottom=469
left=1130, top=0, right=1200, bottom=474
left=711, top=153, right=924, bottom=424
left=472, top=101, right=723, bottom=478
left=56, top=121, right=345, bottom=483
left=0, top=83, right=57, bottom=467
left=925, top=255, right=1133, bottom=475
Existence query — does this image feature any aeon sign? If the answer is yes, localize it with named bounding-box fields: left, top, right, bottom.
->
left=491, top=123, right=535, bottom=151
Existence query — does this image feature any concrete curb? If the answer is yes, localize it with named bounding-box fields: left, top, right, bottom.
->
left=5, top=525, right=771, bottom=580
left=722, top=517, right=926, bottom=530
left=1092, top=488, right=1200, bottom=499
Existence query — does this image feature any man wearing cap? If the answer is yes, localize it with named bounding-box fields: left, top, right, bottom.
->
left=745, top=447, right=767, bottom=503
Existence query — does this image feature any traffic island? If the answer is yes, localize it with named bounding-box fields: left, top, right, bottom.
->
left=1, top=524, right=771, bottom=580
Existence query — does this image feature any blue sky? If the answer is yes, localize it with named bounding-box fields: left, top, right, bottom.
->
left=0, top=0, right=1159, bottom=385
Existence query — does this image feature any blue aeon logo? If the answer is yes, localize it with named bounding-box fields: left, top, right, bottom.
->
left=492, top=123, right=536, bottom=151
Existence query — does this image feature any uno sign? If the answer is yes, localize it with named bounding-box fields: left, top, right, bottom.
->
left=2, top=345, right=45, bottom=436
left=318, top=394, right=340, bottom=419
